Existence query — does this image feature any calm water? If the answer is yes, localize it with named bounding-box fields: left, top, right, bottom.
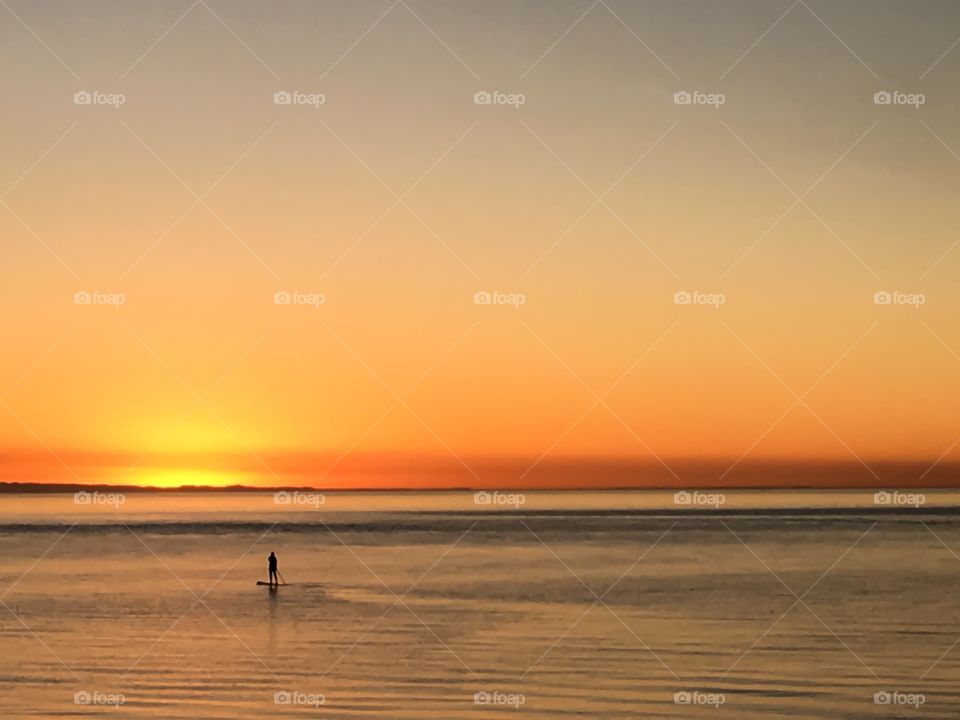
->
left=1, top=490, right=959, bottom=718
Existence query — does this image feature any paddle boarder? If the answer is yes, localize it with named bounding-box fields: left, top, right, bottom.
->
left=268, top=551, right=279, bottom=588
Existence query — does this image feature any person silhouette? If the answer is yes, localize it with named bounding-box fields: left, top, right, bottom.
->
left=268, top=551, right=279, bottom=587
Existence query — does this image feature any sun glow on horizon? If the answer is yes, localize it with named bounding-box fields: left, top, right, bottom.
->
left=128, top=469, right=247, bottom=489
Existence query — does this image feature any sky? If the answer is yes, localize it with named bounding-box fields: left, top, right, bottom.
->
left=1, top=0, right=960, bottom=488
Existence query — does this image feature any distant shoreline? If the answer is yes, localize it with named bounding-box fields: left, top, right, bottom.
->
left=0, top=482, right=410, bottom=494
left=2, top=459, right=957, bottom=493
left=2, top=482, right=959, bottom=494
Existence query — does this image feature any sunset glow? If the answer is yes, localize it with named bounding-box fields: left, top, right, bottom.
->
left=2, top=1, right=960, bottom=489
left=7, top=5, right=960, bottom=719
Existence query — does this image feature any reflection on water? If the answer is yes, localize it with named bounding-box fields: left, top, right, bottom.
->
left=0, top=492, right=958, bottom=717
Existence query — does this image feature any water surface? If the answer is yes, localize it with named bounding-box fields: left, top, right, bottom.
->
left=1, top=491, right=957, bottom=718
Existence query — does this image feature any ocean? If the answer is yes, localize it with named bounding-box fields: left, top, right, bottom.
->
left=1, top=490, right=958, bottom=718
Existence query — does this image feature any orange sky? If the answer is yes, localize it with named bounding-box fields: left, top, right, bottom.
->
left=2, top=1, right=960, bottom=488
